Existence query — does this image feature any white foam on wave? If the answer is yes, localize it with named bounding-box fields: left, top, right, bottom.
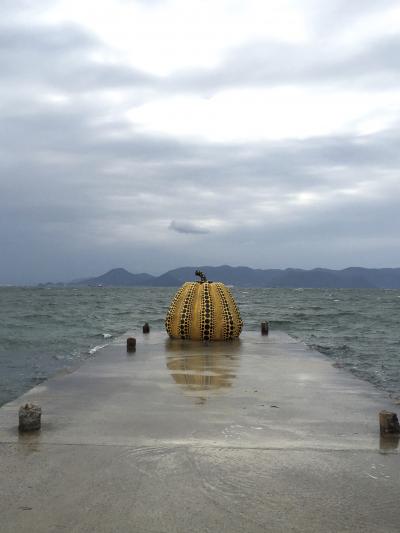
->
left=88, top=344, right=107, bottom=355
left=102, top=333, right=113, bottom=339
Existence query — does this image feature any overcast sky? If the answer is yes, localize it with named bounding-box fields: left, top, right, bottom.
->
left=1, top=0, right=400, bottom=283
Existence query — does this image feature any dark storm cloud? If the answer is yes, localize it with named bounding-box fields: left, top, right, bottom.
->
left=2, top=123, right=400, bottom=282
left=1, top=1, right=400, bottom=283
left=2, top=94, right=399, bottom=274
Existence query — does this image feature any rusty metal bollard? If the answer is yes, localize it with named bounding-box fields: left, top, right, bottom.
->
left=261, top=321, right=269, bottom=336
left=127, top=337, right=136, bottom=352
left=19, top=403, right=42, bottom=432
left=143, top=322, right=150, bottom=334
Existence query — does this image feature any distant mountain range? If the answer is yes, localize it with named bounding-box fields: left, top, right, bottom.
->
left=40, top=265, right=400, bottom=288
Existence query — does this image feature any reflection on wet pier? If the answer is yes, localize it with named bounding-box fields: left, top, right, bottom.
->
left=380, top=434, right=399, bottom=452
left=166, top=339, right=241, bottom=398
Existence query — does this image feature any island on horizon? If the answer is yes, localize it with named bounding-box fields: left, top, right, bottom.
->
left=38, top=265, right=400, bottom=289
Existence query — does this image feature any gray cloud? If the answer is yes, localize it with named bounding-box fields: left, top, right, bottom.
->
left=309, top=0, right=399, bottom=35
left=2, top=98, right=399, bottom=283
left=169, top=220, right=211, bottom=235
left=1, top=1, right=400, bottom=283
left=0, top=22, right=154, bottom=91
left=168, top=32, right=400, bottom=94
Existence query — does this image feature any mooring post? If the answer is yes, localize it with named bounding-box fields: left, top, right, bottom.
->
left=19, top=403, right=41, bottom=432
left=379, top=410, right=400, bottom=436
left=261, top=321, right=269, bottom=336
left=127, top=337, right=136, bottom=352
left=143, top=322, right=150, bottom=334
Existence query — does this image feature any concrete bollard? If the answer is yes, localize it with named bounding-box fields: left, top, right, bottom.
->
left=261, top=321, right=269, bottom=336
left=19, top=403, right=41, bottom=432
left=127, top=337, right=136, bottom=352
left=143, top=322, right=150, bottom=334
left=379, top=410, right=400, bottom=436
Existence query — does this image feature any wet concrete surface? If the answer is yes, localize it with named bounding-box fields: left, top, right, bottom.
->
left=0, top=331, right=399, bottom=532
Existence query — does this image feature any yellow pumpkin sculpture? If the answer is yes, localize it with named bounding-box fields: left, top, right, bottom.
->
left=165, top=270, right=243, bottom=341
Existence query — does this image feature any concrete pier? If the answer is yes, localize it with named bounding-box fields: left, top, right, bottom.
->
left=0, top=331, right=399, bottom=532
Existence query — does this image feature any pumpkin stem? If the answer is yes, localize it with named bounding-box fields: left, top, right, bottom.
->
left=195, top=270, right=207, bottom=283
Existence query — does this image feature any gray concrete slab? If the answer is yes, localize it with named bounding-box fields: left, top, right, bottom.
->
left=0, top=331, right=399, bottom=532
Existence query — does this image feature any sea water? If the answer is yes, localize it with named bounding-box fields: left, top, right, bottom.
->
left=0, top=287, right=399, bottom=406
